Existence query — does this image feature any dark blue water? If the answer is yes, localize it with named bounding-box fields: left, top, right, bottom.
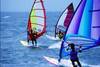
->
left=0, top=12, right=100, bottom=67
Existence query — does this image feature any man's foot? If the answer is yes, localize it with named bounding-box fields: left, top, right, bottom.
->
left=35, top=45, right=38, bottom=47
left=27, top=40, right=29, bottom=43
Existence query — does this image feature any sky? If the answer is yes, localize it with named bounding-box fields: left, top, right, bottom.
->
left=1, top=0, right=81, bottom=12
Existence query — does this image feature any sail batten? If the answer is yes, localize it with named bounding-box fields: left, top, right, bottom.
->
left=89, top=9, right=100, bottom=12
left=32, top=9, right=45, bottom=10
left=35, top=1, right=44, bottom=3
left=30, top=16, right=45, bottom=18
left=32, top=23, right=44, bottom=26
left=92, top=25, right=100, bottom=28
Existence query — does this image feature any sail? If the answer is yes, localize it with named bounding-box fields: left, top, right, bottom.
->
left=27, top=0, right=46, bottom=40
left=66, top=0, right=100, bottom=41
left=55, top=3, right=74, bottom=37
left=59, top=0, right=100, bottom=61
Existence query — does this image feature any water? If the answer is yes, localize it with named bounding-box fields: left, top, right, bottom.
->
left=0, top=12, right=100, bottom=67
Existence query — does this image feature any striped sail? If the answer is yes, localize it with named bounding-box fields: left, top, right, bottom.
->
left=27, top=0, right=46, bottom=40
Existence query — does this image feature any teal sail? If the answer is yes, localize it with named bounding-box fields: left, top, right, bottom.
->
left=78, top=0, right=93, bottom=38
left=59, top=0, right=100, bottom=61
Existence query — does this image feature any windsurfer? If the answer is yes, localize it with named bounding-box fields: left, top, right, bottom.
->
left=31, top=29, right=38, bottom=47
left=57, top=31, right=64, bottom=39
left=68, top=43, right=82, bottom=67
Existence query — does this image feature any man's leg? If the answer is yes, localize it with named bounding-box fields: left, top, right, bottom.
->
left=35, top=39, right=37, bottom=46
left=76, top=60, right=81, bottom=67
left=27, top=39, right=29, bottom=43
left=71, top=60, right=77, bottom=67
left=32, top=40, right=35, bottom=46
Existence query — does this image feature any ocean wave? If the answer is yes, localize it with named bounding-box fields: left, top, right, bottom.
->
left=2, top=16, right=10, bottom=19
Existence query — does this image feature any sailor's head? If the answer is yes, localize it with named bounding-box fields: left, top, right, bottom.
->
left=32, top=28, right=37, bottom=31
left=59, top=30, right=62, bottom=33
left=68, top=43, right=75, bottom=49
left=30, top=29, right=32, bottom=31
left=33, top=27, right=36, bottom=30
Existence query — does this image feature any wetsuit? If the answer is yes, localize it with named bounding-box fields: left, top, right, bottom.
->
left=70, top=50, right=81, bottom=67
left=58, top=32, right=64, bottom=39
left=31, top=31, right=37, bottom=46
left=27, top=30, right=30, bottom=43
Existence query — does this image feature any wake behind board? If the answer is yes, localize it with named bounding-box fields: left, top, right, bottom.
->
left=43, top=56, right=73, bottom=67
left=43, top=56, right=98, bottom=67
left=20, top=40, right=48, bottom=49
left=48, top=41, right=61, bottom=49
left=48, top=37, right=96, bottom=49
left=46, top=35, right=60, bottom=41
left=20, top=40, right=39, bottom=48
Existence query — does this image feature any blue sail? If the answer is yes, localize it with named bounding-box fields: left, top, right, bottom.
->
left=59, top=0, right=100, bottom=61
left=59, top=0, right=86, bottom=60
left=78, top=0, right=93, bottom=38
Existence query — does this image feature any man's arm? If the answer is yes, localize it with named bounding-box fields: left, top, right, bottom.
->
left=78, top=46, right=82, bottom=52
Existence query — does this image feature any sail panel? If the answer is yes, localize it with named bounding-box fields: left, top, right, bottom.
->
left=36, top=24, right=44, bottom=32
left=57, top=10, right=68, bottom=27
left=30, top=8, right=37, bottom=30
left=67, top=0, right=86, bottom=35
left=35, top=10, right=44, bottom=17
left=64, top=4, right=74, bottom=27
left=31, top=17, right=44, bottom=32
left=91, top=0, right=100, bottom=40
left=78, top=0, right=93, bottom=38
left=34, top=1, right=42, bottom=9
